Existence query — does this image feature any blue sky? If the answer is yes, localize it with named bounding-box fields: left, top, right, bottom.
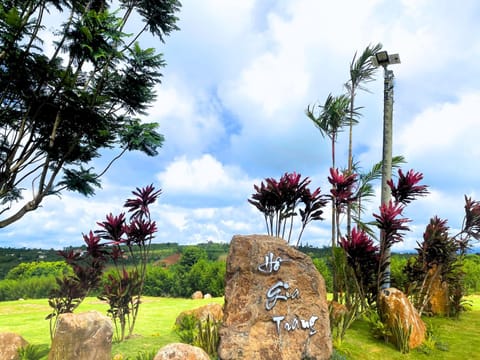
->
left=3, top=0, right=480, bottom=251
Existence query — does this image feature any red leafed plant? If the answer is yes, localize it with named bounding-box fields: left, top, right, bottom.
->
left=340, top=226, right=379, bottom=306
left=249, top=172, right=328, bottom=247
left=375, top=169, right=428, bottom=291
left=47, top=184, right=160, bottom=342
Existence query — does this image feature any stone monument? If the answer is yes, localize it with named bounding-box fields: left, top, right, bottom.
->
left=218, top=235, right=332, bottom=360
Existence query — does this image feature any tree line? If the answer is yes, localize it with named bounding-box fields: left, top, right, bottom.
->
left=2, top=247, right=480, bottom=302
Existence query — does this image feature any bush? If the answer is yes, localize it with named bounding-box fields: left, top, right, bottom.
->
left=0, top=276, right=58, bottom=301
left=390, top=255, right=409, bottom=291
left=6, top=261, right=71, bottom=280
left=143, top=266, right=176, bottom=297
left=312, top=258, right=332, bottom=292
left=463, top=255, right=480, bottom=294
left=186, top=259, right=225, bottom=297
left=174, top=314, right=197, bottom=344
left=174, top=314, right=220, bottom=358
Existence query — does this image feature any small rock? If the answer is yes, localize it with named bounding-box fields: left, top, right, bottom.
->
left=154, top=343, right=210, bottom=360
left=176, top=303, right=223, bottom=326
left=191, top=290, right=203, bottom=299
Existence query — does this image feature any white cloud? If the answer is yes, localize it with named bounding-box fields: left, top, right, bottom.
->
left=157, top=154, right=253, bottom=198
left=147, top=81, right=226, bottom=156
left=397, top=92, right=480, bottom=164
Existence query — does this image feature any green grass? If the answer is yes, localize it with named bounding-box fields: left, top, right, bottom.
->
left=0, top=295, right=479, bottom=359
left=334, top=294, right=480, bottom=360
left=0, top=296, right=223, bottom=359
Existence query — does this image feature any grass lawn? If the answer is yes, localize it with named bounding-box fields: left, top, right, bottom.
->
left=0, top=295, right=479, bottom=359
left=0, top=296, right=223, bottom=359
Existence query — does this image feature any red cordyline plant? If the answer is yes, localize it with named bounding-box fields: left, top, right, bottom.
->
left=388, top=169, right=429, bottom=205
left=47, top=184, right=161, bottom=342
left=463, top=195, right=480, bottom=244
left=249, top=172, right=328, bottom=247
left=47, top=229, right=108, bottom=340
left=340, top=226, right=379, bottom=306
left=328, top=167, right=358, bottom=212
left=374, top=169, right=428, bottom=290
left=97, top=184, right=160, bottom=341
left=327, top=166, right=358, bottom=247
left=405, top=195, right=480, bottom=317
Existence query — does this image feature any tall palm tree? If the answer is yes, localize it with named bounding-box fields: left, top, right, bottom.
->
left=306, top=93, right=350, bottom=301
left=344, top=43, right=382, bottom=235
left=306, top=94, right=350, bottom=169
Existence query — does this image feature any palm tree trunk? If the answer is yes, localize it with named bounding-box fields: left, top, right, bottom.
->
left=331, top=136, right=339, bottom=301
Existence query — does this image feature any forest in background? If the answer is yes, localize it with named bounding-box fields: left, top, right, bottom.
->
left=1, top=242, right=480, bottom=303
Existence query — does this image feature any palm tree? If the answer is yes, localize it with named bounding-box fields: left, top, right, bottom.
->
left=344, top=43, right=382, bottom=236
left=306, top=94, right=350, bottom=169
left=306, top=93, right=350, bottom=301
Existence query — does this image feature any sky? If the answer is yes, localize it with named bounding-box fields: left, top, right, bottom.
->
left=2, top=0, right=480, bottom=252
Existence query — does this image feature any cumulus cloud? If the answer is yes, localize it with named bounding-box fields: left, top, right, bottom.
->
left=397, top=92, right=480, bottom=186
left=3, top=0, right=480, bottom=251
left=156, top=154, right=255, bottom=204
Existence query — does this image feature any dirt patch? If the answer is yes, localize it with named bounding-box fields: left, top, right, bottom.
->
left=155, top=252, right=181, bottom=267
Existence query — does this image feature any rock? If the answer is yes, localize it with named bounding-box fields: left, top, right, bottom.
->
left=0, top=332, right=29, bottom=360
left=218, top=235, right=332, bottom=360
left=153, top=343, right=210, bottom=360
left=176, top=303, right=223, bottom=326
left=204, top=293, right=212, bottom=299
left=48, top=311, right=113, bottom=360
left=426, top=265, right=449, bottom=315
left=328, top=300, right=348, bottom=326
left=192, top=290, right=203, bottom=299
left=378, top=288, right=426, bottom=349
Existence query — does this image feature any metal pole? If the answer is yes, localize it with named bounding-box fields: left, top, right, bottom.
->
left=380, top=67, right=394, bottom=289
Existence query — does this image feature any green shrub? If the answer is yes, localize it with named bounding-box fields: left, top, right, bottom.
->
left=174, top=313, right=220, bottom=358
left=390, top=315, right=412, bottom=354
left=390, top=255, right=409, bottom=291
left=463, top=256, right=480, bottom=294
left=17, top=344, right=49, bottom=360
left=174, top=314, right=198, bottom=344
left=6, top=261, right=71, bottom=280
left=127, top=350, right=157, bottom=360
left=194, top=315, right=220, bottom=357
left=143, top=265, right=176, bottom=297
left=0, top=276, right=58, bottom=300
left=363, top=309, right=391, bottom=342
left=312, top=258, right=332, bottom=292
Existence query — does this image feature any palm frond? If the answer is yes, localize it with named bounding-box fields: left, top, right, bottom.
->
left=346, top=43, right=383, bottom=93
left=306, top=93, right=351, bottom=138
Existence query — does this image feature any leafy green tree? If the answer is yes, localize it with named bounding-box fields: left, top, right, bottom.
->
left=0, top=0, right=181, bottom=228
left=187, top=259, right=226, bottom=297
left=179, top=246, right=208, bottom=269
